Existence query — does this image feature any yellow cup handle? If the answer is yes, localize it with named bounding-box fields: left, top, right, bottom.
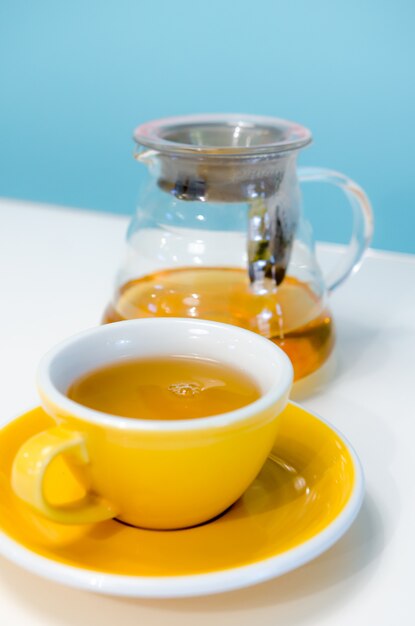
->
left=11, top=427, right=117, bottom=525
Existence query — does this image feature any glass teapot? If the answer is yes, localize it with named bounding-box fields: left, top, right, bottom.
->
left=103, top=114, right=373, bottom=381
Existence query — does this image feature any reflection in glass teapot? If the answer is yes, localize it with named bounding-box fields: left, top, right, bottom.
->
left=103, top=115, right=373, bottom=381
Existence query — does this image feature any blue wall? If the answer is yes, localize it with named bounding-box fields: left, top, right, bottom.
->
left=1, top=0, right=414, bottom=253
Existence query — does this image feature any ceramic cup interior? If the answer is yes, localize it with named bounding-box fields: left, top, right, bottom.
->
left=38, top=317, right=294, bottom=430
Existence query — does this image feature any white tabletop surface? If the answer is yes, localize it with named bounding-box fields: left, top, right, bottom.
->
left=0, top=198, right=413, bottom=625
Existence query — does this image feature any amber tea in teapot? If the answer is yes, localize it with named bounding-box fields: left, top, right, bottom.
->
left=103, top=115, right=372, bottom=381
left=104, top=269, right=333, bottom=381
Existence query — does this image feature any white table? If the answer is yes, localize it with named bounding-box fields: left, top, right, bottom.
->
left=0, top=198, right=413, bottom=625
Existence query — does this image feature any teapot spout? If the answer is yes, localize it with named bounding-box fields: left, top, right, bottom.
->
left=134, top=148, right=158, bottom=166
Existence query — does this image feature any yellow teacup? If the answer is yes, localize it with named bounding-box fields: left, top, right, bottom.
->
left=11, top=319, right=293, bottom=530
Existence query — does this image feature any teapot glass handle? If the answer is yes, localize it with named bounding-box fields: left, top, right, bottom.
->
left=298, top=167, right=374, bottom=293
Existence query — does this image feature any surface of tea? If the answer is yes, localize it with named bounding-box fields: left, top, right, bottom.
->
left=103, top=268, right=334, bottom=381
left=67, top=356, right=261, bottom=420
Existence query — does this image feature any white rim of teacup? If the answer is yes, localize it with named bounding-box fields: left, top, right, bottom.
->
left=37, top=318, right=293, bottom=432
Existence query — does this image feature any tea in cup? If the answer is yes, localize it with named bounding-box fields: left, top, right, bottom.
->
left=12, top=318, right=293, bottom=530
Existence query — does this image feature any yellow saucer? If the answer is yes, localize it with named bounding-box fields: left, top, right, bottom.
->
left=0, top=404, right=363, bottom=597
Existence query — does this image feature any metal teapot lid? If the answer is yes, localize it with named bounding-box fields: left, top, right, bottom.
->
left=134, top=115, right=311, bottom=203
left=134, top=113, right=312, bottom=158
